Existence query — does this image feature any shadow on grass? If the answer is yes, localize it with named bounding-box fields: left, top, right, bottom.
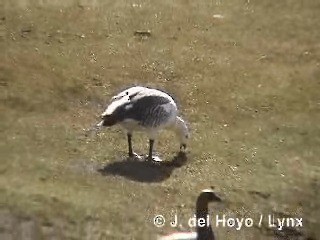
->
left=98, top=152, right=188, bottom=183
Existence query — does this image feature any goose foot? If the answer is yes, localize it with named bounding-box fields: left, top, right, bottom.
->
left=128, top=152, right=143, bottom=161
left=146, top=155, right=163, bottom=162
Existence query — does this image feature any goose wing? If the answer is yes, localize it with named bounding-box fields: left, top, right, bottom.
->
left=119, top=91, right=175, bottom=127
left=102, top=86, right=177, bottom=127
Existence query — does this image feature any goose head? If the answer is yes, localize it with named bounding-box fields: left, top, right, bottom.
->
left=174, top=116, right=190, bottom=152
left=158, top=189, right=221, bottom=240
left=196, top=189, right=221, bottom=209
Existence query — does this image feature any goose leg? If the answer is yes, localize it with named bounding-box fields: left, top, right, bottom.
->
left=147, top=139, right=162, bottom=162
left=127, top=133, right=133, bottom=157
left=147, top=139, right=154, bottom=160
left=127, top=133, right=141, bottom=160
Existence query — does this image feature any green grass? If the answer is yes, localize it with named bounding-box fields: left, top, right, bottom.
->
left=0, top=0, right=319, bottom=239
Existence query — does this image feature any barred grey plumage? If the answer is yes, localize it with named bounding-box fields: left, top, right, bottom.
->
left=97, top=86, right=189, bottom=161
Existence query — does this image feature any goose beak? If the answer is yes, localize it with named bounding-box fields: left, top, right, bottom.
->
left=211, top=193, right=222, bottom=202
left=96, top=120, right=104, bottom=128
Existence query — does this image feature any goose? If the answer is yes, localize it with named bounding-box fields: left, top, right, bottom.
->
left=158, top=189, right=221, bottom=240
left=97, top=86, right=189, bottom=162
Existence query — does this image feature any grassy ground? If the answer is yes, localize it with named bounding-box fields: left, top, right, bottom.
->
left=0, top=0, right=319, bottom=239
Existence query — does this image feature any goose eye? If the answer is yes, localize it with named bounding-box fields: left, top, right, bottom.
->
left=185, top=134, right=189, bottom=139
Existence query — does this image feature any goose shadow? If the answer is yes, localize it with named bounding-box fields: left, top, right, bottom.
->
left=98, top=152, right=188, bottom=183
